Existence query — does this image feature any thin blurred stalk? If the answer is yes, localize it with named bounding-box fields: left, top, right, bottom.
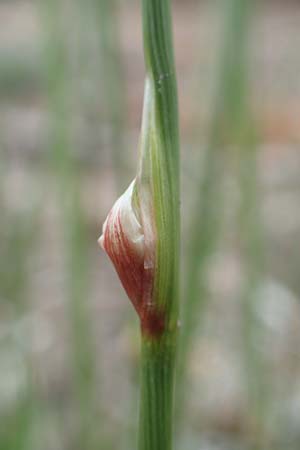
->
left=238, top=141, right=270, bottom=450
left=177, top=0, right=266, bottom=434
left=177, top=0, right=248, bottom=420
left=40, top=1, right=99, bottom=447
left=95, top=0, right=127, bottom=193
left=0, top=216, right=36, bottom=450
left=217, top=1, right=270, bottom=447
left=0, top=74, right=36, bottom=450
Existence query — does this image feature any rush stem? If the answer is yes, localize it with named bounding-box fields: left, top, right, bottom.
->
left=138, top=0, right=180, bottom=450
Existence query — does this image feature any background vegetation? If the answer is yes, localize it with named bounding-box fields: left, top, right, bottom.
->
left=1, top=0, right=300, bottom=449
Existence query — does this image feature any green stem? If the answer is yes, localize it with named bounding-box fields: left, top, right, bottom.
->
left=238, top=142, right=269, bottom=450
left=139, top=339, right=176, bottom=450
left=140, top=0, right=180, bottom=325
left=95, top=0, right=127, bottom=192
left=177, top=0, right=253, bottom=423
left=40, top=1, right=98, bottom=447
left=138, top=0, right=180, bottom=449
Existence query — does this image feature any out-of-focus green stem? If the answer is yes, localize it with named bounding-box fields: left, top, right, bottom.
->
left=223, top=1, right=270, bottom=447
left=138, top=1, right=180, bottom=449
left=238, top=142, right=269, bottom=450
left=96, top=0, right=127, bottom=192
left=177, top=0, right=253, bottom=423
left=0, top=85, right=36, bottom=449
left=0, top=218, right=36, bottom=450
left=40, top=1, right=97, bottom=447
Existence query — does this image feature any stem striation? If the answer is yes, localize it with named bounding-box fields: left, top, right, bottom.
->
left=138, top=1, right=180, bottom=449
left=139, top=339, right=176, bottom=450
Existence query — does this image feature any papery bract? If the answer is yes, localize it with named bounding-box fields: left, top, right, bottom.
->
left=99, top=181, right=166, bottom=337
left=99, top=181, right=150, bottom=313
left=99, top=181, right=144, bottom=309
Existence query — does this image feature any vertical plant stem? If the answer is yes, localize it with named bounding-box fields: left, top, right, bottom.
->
left=221, top=0, right=270, bottom=446
left=139, top=340, right=176, bottom=450
left=238, top=142, right=269, bottom=450
left=0, top=86, right=36, bottom=450
left=177, top=0, right=251, bottom=420
left=96, top=0, right=127, bottom=192
left=138, top=1, right=180, bottom=449
left=177, top=2, right=262, bottom=437
left=40, top=1, right=98, bottom=447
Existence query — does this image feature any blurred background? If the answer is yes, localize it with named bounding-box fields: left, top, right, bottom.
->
left=1, top=0, right=300, bottom=449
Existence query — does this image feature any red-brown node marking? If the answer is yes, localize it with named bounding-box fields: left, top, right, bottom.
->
left=140, top=307, right=165, bottom=339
